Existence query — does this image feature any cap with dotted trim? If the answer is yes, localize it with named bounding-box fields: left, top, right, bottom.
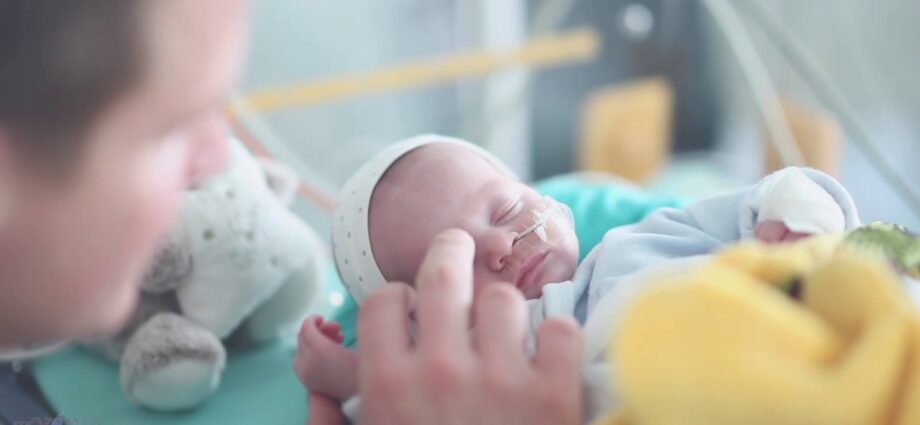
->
left=331, top=134, right=514, bottom=304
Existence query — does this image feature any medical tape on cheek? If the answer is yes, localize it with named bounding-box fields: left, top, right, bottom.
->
left=503, top=196, right=573, bottom=275
left=514, top=206, right=553, bottom=243
left=513, top=196, right=567, bottom=245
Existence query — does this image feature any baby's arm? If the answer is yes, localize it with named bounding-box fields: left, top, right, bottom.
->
left=622, top=167, right=859, bottom=246
left=293, top=316, right=358, bottom=401
left=745, top=167, right=858, bottom=243
left=579, top=167, right=859, bottom=304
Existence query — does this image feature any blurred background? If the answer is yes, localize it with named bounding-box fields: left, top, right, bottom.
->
left=234, top=0, right=920, bottom=240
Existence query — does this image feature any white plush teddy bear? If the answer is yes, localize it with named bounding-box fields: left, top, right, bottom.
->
left=84, top=138, right=326, bottom=411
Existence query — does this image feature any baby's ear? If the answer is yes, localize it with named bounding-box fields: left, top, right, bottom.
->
left=256, top=157, right=299, bottom=207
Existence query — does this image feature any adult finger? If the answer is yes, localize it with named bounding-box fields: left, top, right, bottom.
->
left=415, top=229, right=476, bottom=354
left=358, top=283, right=414, bottom=364
left=474, top=284, right=528, bottom=368
left=533, top=316, right=583, bottom=387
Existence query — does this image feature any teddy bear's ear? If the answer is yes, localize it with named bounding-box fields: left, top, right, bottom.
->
left=256, top=157, right=299, bottom=207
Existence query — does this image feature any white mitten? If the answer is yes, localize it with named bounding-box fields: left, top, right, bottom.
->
left=757, top=168, right=845, bottom=234
left=739, top=167, right=859, bottom=239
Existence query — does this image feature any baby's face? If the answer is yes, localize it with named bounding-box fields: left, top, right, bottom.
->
left=369, top=144, right=579, bottom=300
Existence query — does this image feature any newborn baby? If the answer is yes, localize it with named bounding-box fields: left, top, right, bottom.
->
left=294, top=135, right=859, bottom=422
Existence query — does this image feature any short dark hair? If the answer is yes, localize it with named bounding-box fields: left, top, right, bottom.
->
left=0, top=0, right=145, bottom=167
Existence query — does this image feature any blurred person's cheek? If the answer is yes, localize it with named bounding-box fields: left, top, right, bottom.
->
left=185, top=113, right=230, bottom=187
left=56, top=131, right=193, bottom=336
left=118, top=132, right=192, bottom=262
left=131, top=140, right=187, bottom=252
left=91, top=117, right=228, bottom=330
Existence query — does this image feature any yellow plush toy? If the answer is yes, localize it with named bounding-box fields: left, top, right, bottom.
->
left=599, top=225, right=920, bottom=425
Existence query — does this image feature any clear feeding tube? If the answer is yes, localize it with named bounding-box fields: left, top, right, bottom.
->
left=505, top=195, right=575, bottom=273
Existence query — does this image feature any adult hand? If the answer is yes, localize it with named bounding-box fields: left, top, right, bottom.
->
left=356, top=229, right=583, bottom=425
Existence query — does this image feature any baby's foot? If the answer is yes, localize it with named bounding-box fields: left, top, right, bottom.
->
left=314, top=316, right=344, bottom=344
left=293, top=316, right=358, bottom=401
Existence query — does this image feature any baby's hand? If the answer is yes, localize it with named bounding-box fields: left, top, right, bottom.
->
left=755, top=220, right=811, bottom=244
left=756, top=168, right=845, bottom=238
left=293, top=316, right=358, bottom=401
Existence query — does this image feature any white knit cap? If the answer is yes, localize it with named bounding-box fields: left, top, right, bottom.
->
left=331, top=134, right=514, bottom=304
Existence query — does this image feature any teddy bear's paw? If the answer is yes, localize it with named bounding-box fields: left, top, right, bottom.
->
left=120, top=313, right=226, bottom=411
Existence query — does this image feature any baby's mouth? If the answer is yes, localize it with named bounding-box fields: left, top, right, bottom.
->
left=515, top=251, right=549, bottom=293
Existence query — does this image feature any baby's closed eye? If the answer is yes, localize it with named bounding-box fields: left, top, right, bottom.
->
left=495, top=198, right=523, bottom=225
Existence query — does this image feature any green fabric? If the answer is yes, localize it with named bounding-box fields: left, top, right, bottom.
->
left=33, top=342, right=306, bottom=425
left=534, top=174, right=686, bottom=260
left=32, top=267, right=354, bottom=425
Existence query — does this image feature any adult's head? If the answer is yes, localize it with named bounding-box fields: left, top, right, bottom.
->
left=0, top=0, right=249, bottom=346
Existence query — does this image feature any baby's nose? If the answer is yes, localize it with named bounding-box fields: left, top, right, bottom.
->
left=483, top=231, right=515, bottom=272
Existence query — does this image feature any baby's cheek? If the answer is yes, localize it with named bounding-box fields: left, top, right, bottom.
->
left=561, top=230, right=580, bottom=268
